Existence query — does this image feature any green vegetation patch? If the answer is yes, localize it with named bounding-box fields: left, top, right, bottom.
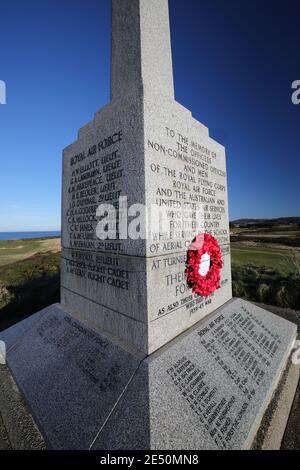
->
left=0, top=239, right=42, bottom=266
left=0, top=251, right=60, bottom=324
left=232, top=263, right=300, bottom=310
left=231, top=245, right=297, bottom=275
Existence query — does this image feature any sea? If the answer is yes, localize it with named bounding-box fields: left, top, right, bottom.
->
left=0, top=231, right=61, bottom=241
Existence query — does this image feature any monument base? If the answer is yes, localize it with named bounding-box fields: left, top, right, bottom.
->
left=0, top=299, right=297, bottom=450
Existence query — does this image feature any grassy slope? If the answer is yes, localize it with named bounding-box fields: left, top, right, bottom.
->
left=231, top=244, right=297, bottom=275
left=0, top=237, right=61, bottom=267
left=230, top=220, right=300, bottom=309
left=0, top=239, right=61, bottom=330
left=231, top=219, right=300, bottom=274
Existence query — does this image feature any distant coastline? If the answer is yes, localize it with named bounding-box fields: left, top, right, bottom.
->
left=0, top=231, right=61, bottom=241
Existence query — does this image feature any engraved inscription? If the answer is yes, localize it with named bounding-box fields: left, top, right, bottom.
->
left=166, top=305, right=283, bottom=449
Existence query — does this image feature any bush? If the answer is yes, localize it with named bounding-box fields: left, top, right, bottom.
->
left=0, top=252, right=60, bottom=328
left=232, top=263, right=300, bottom=310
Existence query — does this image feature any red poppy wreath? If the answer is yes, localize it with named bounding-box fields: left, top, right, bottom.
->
left=185, top=233, right=223, bottom=297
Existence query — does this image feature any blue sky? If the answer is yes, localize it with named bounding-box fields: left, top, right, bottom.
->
left=0, top=0, right=299, bottom=231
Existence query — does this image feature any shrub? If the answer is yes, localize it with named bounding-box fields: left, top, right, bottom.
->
left=232, top=263, right=300, bottom=310
left=0, top=252, right=60, bottom=328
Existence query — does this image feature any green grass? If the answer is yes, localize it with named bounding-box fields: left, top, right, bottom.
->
left=0, top=237, right=60, bottom=267
left=231, top=240, right=300, bottom=309
left=0, top=239, right=41, bottom=266
left=0, top=251, right=61, bottom=329
left=231, top=244, right=297, bottom=275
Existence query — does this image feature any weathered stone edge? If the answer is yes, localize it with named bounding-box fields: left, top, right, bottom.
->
left=0, top=365, right=46, bottom=450
left=251, top=358, right=300, bottom=450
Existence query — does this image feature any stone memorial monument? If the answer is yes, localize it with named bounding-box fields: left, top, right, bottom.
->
left=0, top=0, right=298, bottom=450
left=60, top=0, right=232, bottom=356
